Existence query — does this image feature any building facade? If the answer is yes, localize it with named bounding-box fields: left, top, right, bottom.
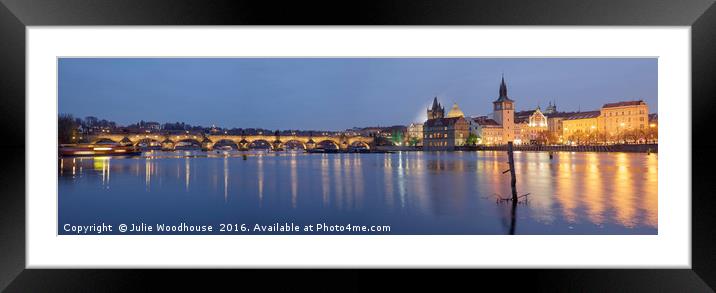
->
left=514, top=107, right=549, bottom=144
left=407, top=123, right=424, bottom=146
left=492, top=76, right=516, bottom=143
left=561, top=111, right=602, bottom=144
left=423, top=99, right=469, bottom=150
left=600, top=100, right=649, bottom=142
left=471, top=116, right=503, bottom=145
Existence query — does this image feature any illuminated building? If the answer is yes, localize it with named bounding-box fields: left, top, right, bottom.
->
left=514, top=106, right=549, bottom=144
left=601, top=100, right=649, bottom=142
left=407, top=123, right=424, bottom=146
left=447, top=103, right=465, bottom=118
left=471, top=116, right=503, bottom=145
left=492, top=76, right=516, bottom=143
left=561, top=111, right=602, bottom=144
left=423, top=99, right=469, bottom=150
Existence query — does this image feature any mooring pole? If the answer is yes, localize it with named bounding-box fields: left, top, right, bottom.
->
left=507, top=141, right=518, bottom=201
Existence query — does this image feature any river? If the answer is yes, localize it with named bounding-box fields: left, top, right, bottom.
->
left=58, top=150, right=657, bottom=235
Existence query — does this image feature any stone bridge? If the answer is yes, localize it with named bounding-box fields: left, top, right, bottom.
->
left=86, top=132, right=373, bottom=151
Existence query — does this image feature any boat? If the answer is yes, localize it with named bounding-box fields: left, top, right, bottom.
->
left=59, top=144, right=142, bottom=157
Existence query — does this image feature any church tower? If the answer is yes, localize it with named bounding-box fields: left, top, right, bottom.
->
left=427, top=97, right=445, bottom=120
left=493, top=76, right=515, bottom=142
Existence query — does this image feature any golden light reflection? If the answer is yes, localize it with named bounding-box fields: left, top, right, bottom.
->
left=145, top=157, right=152, bottom=190
left=612, top=153, right=636, bottom=228
left=583, top=152, right=605, bottom=225
left=523, top=152, right=554, bottom=224
left=93, top=157, right=111, bottom=185
left=644, top=154, right=658, bottom=227
left=555, top=152, right=577, bottom=223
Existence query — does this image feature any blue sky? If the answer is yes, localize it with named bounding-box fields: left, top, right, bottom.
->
left=59, top=58, right=657, bottom=131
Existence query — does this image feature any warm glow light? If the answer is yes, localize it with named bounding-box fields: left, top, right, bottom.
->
left=93, top=147, right=112, bottom=151
left=650, top=124, right=656, bottom=128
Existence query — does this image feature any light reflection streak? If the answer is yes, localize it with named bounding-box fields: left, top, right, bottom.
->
left=333, top=154, right=343, bottom=210
left=290, top=155, right=298, bottom=208
left=555, top=152, right=577, bottom=223
left=383, top=154, right=394, bottom=208
left=644, top=154, right=658, bottom=227
left=185, top=157, right=190, bottom=191
left=59, top=151, right=657, bottom=233
left=353, top=154, right=364, bottom=210
left=613, top=153, right=636, bottom=228
left=223, top=156, right=229, bottom=202
left=321, top=154, right=329, bottom=207
left=583, top=153, right=605, bottom=225
left=397, top=152, right=406, bottom=209
left=258, top=154, right=264, bottom=207
left=145, top=157, right=152, bottom=190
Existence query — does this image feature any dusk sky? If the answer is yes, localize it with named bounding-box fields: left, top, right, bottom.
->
left=59, top=58, right=657, bottom=131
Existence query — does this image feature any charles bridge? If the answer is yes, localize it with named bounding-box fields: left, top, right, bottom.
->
left=85, top=131, right=374, bottom=151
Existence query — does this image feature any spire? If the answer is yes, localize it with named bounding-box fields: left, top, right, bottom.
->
left=494, top=75, right=514, bottom=103
left=499, top=75, right=507, bottom=99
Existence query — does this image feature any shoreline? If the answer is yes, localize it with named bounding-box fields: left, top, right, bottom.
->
left=376, top=143, right=658, bottom=153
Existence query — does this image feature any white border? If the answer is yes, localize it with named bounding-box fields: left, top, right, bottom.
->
left=27, top=27, right=690, bottom=268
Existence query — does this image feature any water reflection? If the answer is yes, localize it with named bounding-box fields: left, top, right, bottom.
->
left=58, top=151, right=658, bottom=235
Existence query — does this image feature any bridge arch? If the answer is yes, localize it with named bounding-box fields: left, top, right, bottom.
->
left=247, top=139, right=273, bottom=150
left=283, top=139, right=306, bottom=150
left=175, top=138, right=202, bottom=149
left=213, top=139, right=239, bottom=150
left=135, top=138, right=162, bottom=148
left=315, top=139, right=340, bottom=150
left=349, top=141, right=371, bottom=150
left=93, top=138, right=118, bottom=145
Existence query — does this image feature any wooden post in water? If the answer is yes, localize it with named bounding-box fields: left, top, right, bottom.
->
left=507, top=141, right=518, bottom=201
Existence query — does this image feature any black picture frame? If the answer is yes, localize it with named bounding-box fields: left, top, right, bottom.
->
left=1, top=0, right=714, bottom=291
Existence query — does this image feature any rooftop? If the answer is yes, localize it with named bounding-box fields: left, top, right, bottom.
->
left=472, top=117, right=500, bottom=126
left=424, top=117, right=465, bottom=127
left=564, top=111, right=601, bottom=120
left=602, top=100, right=646, bottom=108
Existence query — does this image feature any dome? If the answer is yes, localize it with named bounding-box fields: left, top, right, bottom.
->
left=447, top=103, right=465, bottom=118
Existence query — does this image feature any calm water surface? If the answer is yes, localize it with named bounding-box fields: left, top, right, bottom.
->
left=58, top=151, right=657, bottom=234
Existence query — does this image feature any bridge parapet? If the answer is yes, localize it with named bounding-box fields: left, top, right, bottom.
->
left=86, top=133, right=374, bottom=150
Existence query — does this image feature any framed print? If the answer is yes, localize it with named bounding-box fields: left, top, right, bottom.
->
left=1, top=0, right=715, bottom=291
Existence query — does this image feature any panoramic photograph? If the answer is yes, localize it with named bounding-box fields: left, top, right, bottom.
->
left=57, top=58, right=658, bottom=235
